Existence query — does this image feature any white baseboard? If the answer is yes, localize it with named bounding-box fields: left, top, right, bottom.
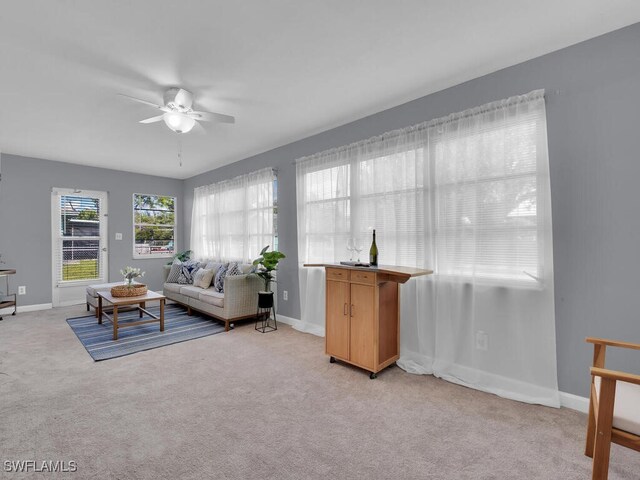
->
left=278, top=319, right=590, bottom=413
left=0, top=303, right=53, bottom=315
left=276, top=314, right=301, bottom=328
left=277, top=315, right=325, bottom=337
left=56, top=300, right=86, bottom=307
left=278, top=316, right=590, bottom=412
left=0, top=302, right=594, bottom=414
left=559, top=391, right=589, bottom=413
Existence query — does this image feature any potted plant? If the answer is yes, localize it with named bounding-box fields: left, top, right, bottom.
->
left=121, top=266, right=145, bottom=287
left=252, top=245, right=285, bottom=293
left=166, top=249, right=193, bottom=265
left=252, top=246, right=285, bottom=333
left=111, top=266, right=147, bottom=297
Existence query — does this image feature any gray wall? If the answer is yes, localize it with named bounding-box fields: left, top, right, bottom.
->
left=184, top=23, right=640, bottom=397
left=0, top=154, right=183, bottom=305
left=1, top=24, right=637, bottom=397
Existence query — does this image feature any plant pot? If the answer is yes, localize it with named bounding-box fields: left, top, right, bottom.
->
left=256, top=291, right=277, bottom=333
left=258, top=291, right=274, bottom=308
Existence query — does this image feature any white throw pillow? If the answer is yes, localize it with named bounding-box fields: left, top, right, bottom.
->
left=192, top=268, right=215, bottom=289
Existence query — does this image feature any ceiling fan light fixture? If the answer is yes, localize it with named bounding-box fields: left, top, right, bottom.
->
left=121, top=88, right=234, bottom=135
left=163, top=112, right=195, bottom=133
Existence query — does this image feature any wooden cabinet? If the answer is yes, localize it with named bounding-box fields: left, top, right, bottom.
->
left=326, top=277, right=377, bottom=370
left=325, top=279, right=350, bottom=360
left=349, top=282, right=375, bottom=369
left=318, top=264, right=431, bottom=378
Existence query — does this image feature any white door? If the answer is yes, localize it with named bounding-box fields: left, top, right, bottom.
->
left=52, top=189, right=108, bottom=307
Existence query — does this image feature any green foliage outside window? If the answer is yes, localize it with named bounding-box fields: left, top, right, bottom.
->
left=134, top=194, right=176, bottom=256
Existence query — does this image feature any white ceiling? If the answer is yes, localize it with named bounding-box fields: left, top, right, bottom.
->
left=2, top=1, right=639, bottom=179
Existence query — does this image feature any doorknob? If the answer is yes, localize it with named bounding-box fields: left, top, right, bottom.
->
left=102, top=248, right=107, bottom=252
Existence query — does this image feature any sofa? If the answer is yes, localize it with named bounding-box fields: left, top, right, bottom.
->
left=162, top=262, right=262, bottom=331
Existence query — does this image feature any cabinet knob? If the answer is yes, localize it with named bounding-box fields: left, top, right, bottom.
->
left=350, top=304, right=355, bottom=317
left=343, top=303, right=348, bottom=316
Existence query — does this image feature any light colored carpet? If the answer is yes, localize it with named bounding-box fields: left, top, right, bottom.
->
left=1, top=306, right=638, bottom=479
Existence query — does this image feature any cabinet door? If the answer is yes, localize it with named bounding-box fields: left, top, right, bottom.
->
left=349, top=283, right=375, bottom=370
left=325, top=280, right=350, bottom=360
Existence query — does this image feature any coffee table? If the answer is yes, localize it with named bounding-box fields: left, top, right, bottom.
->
left=97, top=290, right=166, bottom=340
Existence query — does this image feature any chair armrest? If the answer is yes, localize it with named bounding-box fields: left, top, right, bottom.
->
left=222, top=274, right=262, bottom=317
left=586, top=337, right=640, bottom=351
left=591, top=367, right=640, bottom=386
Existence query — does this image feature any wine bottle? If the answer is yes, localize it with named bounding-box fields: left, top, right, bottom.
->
left=369, top=229, right=378, bottom=266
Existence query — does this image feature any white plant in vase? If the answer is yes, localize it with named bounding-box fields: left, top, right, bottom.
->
left=120, top=266, right=145, bottom=288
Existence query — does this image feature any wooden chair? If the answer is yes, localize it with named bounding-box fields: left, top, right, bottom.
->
left=585, top=337, right=640, bottom=479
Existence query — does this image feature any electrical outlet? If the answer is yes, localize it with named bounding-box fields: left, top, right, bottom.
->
left=115, top=233, right=123, bottom=240
left=475, top=330, right=488, bottom=351
left=283, top=290, right=288, bottom=301
left=18, top=286, right=26, bottom=295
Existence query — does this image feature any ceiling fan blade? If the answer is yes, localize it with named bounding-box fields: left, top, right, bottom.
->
left=118, top=93, right=163, bottom=109
left=139, top=115, right=165, bottom=124
left=192, top=121, right=207, bottom=134
left=189, top=110, right=235, bottom=124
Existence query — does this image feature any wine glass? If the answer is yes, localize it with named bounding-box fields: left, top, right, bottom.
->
left=353, top=239, right=363, bottom=262
left=346, top=238, right=355, bottom=261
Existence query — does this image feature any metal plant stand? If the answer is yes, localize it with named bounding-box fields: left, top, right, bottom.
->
left=255, top=291, right=277, bottom=333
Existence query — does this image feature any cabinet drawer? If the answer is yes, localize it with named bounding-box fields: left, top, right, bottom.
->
left=351, top=270, right=375, bottom=285
left=326, top=268, right=350, bottom=282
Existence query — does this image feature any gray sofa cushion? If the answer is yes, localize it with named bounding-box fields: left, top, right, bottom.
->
left=163, top=283, right=182, bottom=294
left=198, top=288, right=224, bottom=307
left=179, top=286, right=203, bottom=300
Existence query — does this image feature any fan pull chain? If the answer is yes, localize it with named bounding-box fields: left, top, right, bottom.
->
left=177, top=135, right=183, bottom=167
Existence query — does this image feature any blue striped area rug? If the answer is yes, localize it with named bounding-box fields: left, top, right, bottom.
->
left=67, top=304, right=226, bottom=361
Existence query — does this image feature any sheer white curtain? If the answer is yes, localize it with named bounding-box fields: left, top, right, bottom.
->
left=296, top=90, right=559, bottom=406
left=191, top=168, right=275, bottom=262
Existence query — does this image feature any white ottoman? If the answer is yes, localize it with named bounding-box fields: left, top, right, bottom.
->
left=85, top=282, right=141, bottom=317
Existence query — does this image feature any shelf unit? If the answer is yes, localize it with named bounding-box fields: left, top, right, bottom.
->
left=306, top=263, right=432, bottom=378
left=0, top=269, right=17, bottom=320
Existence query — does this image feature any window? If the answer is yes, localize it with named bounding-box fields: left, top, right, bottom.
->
left=191, top=168, right=276, bottom=262
left=299, top=163, right=351, bottom=263
left=433, top=117, right=541, bottom=281
left=133, top=194, right=177, bottom=258
left=298, top=147, right=430, bottom=265
left=297, top=90, right=549, bottom=285
left=53, top=191, right=107, bottom=283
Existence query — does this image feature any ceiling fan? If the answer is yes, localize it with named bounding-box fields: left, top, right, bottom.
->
left=119, top=87, right=235, bottom=134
